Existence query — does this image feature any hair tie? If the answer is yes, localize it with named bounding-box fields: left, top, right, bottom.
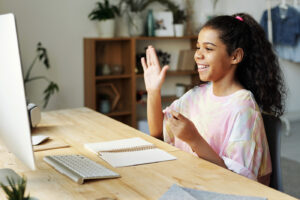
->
left=235, top=16, right=244, bottom=22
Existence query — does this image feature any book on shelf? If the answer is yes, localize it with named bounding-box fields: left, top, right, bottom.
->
left=84, top=137, right=176, bottom=167
left=177, top=49, right=196, bottom=71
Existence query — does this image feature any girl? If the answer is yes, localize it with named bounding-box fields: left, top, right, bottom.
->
left=141, top=13, right=286, bottom=185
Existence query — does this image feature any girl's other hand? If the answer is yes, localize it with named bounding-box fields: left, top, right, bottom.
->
left=141, top=46, right=169, bottom=92
left=168, top=110, right=200, bottom=145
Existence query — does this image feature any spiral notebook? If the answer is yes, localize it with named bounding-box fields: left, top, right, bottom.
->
left=84, top=137, right=176, bottom=167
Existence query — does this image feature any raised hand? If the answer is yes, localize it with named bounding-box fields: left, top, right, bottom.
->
left=141, top=46, right=169, bottom=92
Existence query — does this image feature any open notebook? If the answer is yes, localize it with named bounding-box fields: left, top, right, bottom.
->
left=84, top=137, right=176, bottom=167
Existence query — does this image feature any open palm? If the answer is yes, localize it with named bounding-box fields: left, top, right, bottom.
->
left=141, top=46, right=169, bottom=92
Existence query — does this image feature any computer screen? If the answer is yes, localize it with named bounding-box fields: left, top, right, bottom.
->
left=0, top=13, right=36, bottom=170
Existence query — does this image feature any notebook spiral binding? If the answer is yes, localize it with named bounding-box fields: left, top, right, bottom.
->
left=98, top=145, right=156, bottom=155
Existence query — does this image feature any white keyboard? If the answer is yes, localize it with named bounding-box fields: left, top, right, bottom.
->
left=44, top=155, right=120, bottom=184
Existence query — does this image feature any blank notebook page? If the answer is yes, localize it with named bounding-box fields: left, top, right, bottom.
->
left=99, top=148, right=176, bottom=167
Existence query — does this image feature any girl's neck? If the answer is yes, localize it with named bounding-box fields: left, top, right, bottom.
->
left=212, top=77, right=244, bottom=97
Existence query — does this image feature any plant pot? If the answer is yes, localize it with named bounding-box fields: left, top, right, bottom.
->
left=128, top=12, right=144, bottom=36
left=174, top=24, right=185, bottom=37
left=96, top=19, right=115, bottom=38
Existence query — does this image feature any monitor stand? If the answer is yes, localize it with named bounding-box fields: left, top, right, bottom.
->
left=0, top=168, right=21, bottom=186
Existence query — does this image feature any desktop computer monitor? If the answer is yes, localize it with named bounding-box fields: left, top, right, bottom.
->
left=0, top=13, right=36, bottom=171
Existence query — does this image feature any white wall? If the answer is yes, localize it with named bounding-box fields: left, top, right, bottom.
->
left=0, top=0, right=300, bottom=118
left=0, top=0, right=99, bottom=110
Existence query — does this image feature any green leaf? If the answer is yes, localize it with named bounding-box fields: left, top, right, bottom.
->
left=43, top=81, right=59, bottom=108
left=88, top=1, right=119, bottom=20
left=37, top=42, right=50, bottom=69
left=104, top=0, right=109, bottom=8
left=0, top=176, right=30, bottom=200
left=98, top=2, right=103, bottom=10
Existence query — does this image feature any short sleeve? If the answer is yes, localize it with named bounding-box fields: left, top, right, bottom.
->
left=222, top=107, right=266, bottom=180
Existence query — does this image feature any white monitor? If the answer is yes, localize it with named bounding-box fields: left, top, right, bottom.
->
left=0, top=13, right=36, bottom=171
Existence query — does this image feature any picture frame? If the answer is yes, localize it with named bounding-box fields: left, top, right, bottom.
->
left=153, top=11, right=174, bottom=37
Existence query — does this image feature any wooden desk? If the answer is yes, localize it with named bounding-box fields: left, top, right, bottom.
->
left=0, top=108, right=297, bottom=200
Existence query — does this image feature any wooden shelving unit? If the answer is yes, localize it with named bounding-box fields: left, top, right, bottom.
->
left=95, top=74, right=131, bottom=80
left=136, top=70, right=198, bottom=78
left=84, top=36, right=199, bottom=128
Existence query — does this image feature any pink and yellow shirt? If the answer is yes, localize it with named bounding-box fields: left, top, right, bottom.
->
left=163, top=82, right=272, bottom=183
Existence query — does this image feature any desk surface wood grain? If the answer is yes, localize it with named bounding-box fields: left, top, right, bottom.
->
left=0, top=108, right=297, bottom=200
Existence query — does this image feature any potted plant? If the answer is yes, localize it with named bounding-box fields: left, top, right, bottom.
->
left=88, top=0, right=120, bottom=38
left=173, top=9, right=187, bottom=37
left=118, top=0, right=154, bottom=36
left=158, top=0, right=186, bottom=36
left=0, top=176, right=31, bottom=200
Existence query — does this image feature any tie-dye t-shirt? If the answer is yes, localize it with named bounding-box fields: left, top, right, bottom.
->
left=163, top=82, right=272, bottom=183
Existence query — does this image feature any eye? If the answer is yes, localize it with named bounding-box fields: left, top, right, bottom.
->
left=206, top=48, right=213, bottom=51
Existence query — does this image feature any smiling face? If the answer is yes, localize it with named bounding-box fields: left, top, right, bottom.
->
left=194, top=27, right=238, bottom=83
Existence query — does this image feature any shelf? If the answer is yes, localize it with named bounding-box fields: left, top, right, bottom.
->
left=136, top=70, right=198, bottom=78
left=106, top=110, right=132, bottom=117
left=162, top=95, right=178, bottom=102
left=85, top=37, right=198, bottom=128
left=96, top=74, right=131, bottom=80
left=85, top=36, right=198, bottom=41
left=137, top=95, right=178, bottom=104
left=134, top=35, right=198, bottom=40
left=84, top=37, right=131, bottom=41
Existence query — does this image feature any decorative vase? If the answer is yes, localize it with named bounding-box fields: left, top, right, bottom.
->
left=146, top=10, right=155, bottom=37
left=128, top=12, right=144, bottom=36
left=174, top=24, right=184, bottom=37
left=96, top=19, right=115, bottom=38
left=115, top=16, right=129, bottom=37
left=102, top=64, right=111, bottom=75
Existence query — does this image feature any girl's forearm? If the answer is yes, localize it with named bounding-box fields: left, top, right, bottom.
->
left=147, top=90, right=163, bottom=139
left=190, top=134, right=227, bottom=168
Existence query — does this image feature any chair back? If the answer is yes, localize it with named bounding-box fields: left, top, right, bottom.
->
left=262, top=114, right=284, bottom=191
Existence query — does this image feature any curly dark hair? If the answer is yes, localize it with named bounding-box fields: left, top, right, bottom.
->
left=202, top=13, right=286, bottom=117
